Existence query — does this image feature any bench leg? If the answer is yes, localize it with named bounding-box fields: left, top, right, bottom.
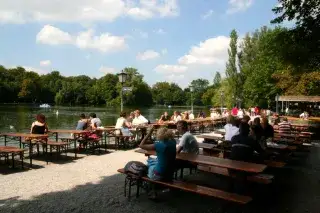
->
left=124, top=176, right=128, bottom=197
left=21, top=152, right=24, bottom=169
left=12, top=153, right=15, bottom=168
left=136, top=179, right=140, bottom=198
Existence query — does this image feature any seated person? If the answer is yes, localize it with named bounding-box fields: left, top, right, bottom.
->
left=230, top=123, right=264, bottom=162
left=89, top=113, right=102, bottom=129
left=250, top=124, right=266, bottom=150
left=132, top=110, right=149, bottom=126
left=76, top=113, right=88, bottom=130
left=31, top=114, right=48, bottom=134
left=139, top=127, right=176, bottom=181
left=241, top=115, right=251, bottom=124
left=158, top=112, right=170, bottom=123
left=278, top=117, right=291, bottom=133
left=273, top=113, right=281, bottom=125
left=198, top=110, right=206, bottom=118
left=261, top=117, right=274, bottom=140
left=182, top=111, right=189, bottom=120
left=171, top=111, right=182, bottom=123
left=115, top=111, right=132, bottom=136
left=224, top=115, right=239, bottom=141
left=176, top=120, right=199, bottom=154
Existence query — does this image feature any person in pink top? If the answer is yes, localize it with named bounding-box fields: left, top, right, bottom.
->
left=232, top=106, right=238, bottom=116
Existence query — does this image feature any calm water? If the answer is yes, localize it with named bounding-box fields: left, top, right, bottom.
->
left=0, top=104, right=207, bottom=133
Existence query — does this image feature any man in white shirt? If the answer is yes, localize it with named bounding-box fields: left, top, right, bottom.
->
left=172, top=111, right=182, bottom=122
left=189, top=111, right=195, bottom=120
left=132, top=110, right=149, bottom=126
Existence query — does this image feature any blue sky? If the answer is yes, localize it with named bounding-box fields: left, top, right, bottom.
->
left=0, top=0, right=285, bottom=88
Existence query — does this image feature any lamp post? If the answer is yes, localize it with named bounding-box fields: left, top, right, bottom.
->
left=220, top=91, right=224, bottom=115
left=275, top=94, right=280, bottom=114
left=190, top=85, right=194, bottom=114
left=116, top=70, right=128, bottom=111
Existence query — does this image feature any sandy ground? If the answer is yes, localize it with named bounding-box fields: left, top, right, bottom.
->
left=1, top=146, right=320, bottom=213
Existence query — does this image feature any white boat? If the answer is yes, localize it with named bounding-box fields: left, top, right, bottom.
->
left=39, top=104, right=51, bottom=108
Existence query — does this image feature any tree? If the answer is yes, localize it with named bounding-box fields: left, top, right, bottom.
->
left=213, top=72, right=221, bottom=87
left=189, top=79, right=210, bottom=105
left=225, top=29, right=240, bottom=106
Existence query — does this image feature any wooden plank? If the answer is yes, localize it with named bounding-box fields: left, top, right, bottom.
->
left=197, top=165, right=273, bottom=184
left=0, top=133, right=49, bottom=138
left=135, top=149, right=266, bottom=173
left=197, top=135, right=224, bottom=141
left=48, top=129, right=88, bottom=134
left=117, top=168, right=252, bottom=204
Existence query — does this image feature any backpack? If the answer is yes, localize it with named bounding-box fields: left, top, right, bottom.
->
left=124, top=161, right=148, bottom=177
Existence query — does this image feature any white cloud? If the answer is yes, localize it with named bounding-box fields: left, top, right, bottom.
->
left=226, top=0, right=253, bottom=14
left=21, top=66, right=49, bottom=75
left=0, top=0, right=179, bottom=24
left=178, top=36, right=230, bottom=65
left=201, top=10, right=214, bottom=20
left=76, top=29, right=126, bottom=53
left=137, top=50, right=160, bottom=60
left=36, top=25, right=72, bottom=45
left=36, top=25, right=127, bottom=53
left=154, top=28, right=166, bottom=34
left=132, top=29, right=148, bottom=38
left=154, top=64, right=188, bottom=74
left=40, top=60, right=51, bottom=67
left=99, top=66, right=117, bottom=74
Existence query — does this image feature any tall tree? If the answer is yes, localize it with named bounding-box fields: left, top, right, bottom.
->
left=213, top=72, right=221, bottom=87
left=225, top=29, right=240, bottom=106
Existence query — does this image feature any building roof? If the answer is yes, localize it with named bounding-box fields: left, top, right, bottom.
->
left=279, top=96, right=320, bottom=102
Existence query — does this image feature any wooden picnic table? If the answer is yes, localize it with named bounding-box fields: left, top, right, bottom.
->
left=0, top=133, right=49, bottom=167
left=135, top=149, right=266, bottom=173
left=197, top=134, right=224, bottom=141
left=49, top=129, right=89, bottom=158
left=214, top=130, right=226, bottom=135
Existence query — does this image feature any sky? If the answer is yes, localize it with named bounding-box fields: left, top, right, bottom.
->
left=0, top=0, right=287, bottom=88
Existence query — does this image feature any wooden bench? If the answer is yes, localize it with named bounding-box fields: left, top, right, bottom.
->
left=117, top=168, right=252, bottom=204
left=0, top=146, right=24, bottom=168
left=198, top=165, right=273, bottom=184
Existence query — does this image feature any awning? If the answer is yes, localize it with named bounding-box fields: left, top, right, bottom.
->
left=278, top=96, right=320, bottom=102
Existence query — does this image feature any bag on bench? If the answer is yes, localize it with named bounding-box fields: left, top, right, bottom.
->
left=124, top=161, right=148, bottom=177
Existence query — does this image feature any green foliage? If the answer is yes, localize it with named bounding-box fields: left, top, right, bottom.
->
left=190, top=79, right=210, bottom=105
left=213, top=72, right=221, bottom=87
left=152, top=82, right=186, bottom=105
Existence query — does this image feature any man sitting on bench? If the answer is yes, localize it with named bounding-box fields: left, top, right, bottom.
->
left=175, top=120, right=199, bottom=176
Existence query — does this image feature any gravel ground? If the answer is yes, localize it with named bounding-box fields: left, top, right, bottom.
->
left=1, top=146, right=320, bottom=213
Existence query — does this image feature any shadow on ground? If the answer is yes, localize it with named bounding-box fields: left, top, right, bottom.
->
left=1, top=148, right=320, bottom=213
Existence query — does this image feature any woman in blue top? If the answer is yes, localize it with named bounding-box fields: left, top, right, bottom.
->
left=139, top=126, right=176, bottom=181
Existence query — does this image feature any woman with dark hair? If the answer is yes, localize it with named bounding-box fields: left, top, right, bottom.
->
left=76, top=113, right=88, bottom=130
left=31, top=114, right=48, bottom=134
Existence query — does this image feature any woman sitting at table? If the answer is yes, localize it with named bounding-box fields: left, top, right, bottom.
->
left=76, top=113, right=88, bottom=130
left=115, top=111, right=132, bottom=136
left=31, top=114, right=48, bottom=134
left=158, top=111, right=170, bottom=124
left=182, top=111, right=189, bottom=120
left=139, top=127, right=176, bottom=181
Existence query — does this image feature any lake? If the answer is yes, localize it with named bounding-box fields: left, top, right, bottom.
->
left=0, top=104, right=206, bottom=133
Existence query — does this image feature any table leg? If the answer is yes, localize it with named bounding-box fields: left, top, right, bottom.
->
left=55, top=132, right=58, bottom=142
left=19, top=137, right=22, bottom=149
left=12, top=153, right=15, bottom=168
left=5, top=135, right=7, bottom=146
left=74, top=134, right=77, bottom=159
left=45, top=139, right=48, bottom=165
left=29, top=141, right=32, bottom=168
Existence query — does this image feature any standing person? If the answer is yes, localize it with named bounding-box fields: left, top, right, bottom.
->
left=132, top=110, right=149, bottom=126
left=176, top=120, right=199, bottom=154
left=89, top=113, right=102, bottom=129
left=76, top=113, right=88, bottom=130
left=30, top=114, right=48, bottom=134
left=232, top=105, right=239, bottom=116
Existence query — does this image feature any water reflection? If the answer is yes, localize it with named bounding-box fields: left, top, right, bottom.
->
left=0, top=104, right=206, bottom=132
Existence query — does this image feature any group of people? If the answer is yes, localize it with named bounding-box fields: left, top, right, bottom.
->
left=157, top=110, right=206, bottom=123
left=223, top=115, right=275, bottom=162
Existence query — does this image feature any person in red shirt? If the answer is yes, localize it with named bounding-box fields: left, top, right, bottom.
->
left=232, top=105, right=239, bottom=116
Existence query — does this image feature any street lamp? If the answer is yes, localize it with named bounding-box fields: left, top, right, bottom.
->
left=117, top=70, right=128, bottom=111
left=275, top=94, right=280, bottom=114
left=220, top=91, right=224, bottom=115
left=190, top=85, right=194, bottom=114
